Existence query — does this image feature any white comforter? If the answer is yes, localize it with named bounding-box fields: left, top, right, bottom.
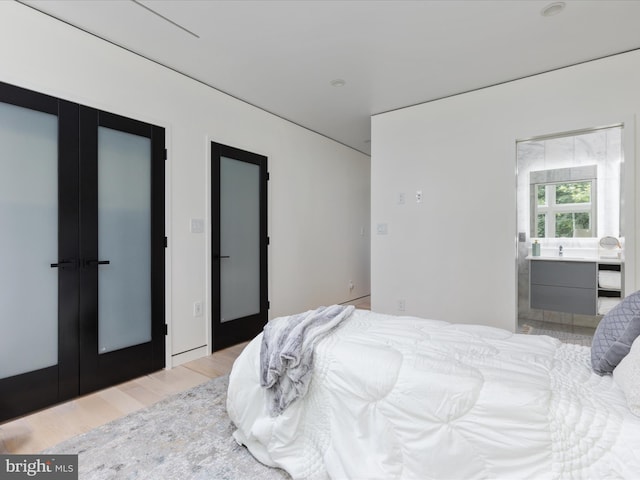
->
left=227, top=309, right=640, bottom=479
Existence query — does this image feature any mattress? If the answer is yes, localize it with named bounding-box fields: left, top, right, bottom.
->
left=227, top=309, right=640, bottom=479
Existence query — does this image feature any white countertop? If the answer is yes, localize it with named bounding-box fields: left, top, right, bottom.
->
left=526, top=255, right=622, bottom=264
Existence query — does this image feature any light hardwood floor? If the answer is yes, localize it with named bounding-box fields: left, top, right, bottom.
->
left=0, top=296, right=371, bottom=455
left=0, top=341, right=248, bottom=454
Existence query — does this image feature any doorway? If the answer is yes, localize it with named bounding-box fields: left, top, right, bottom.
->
left=211, top=142, right=268, bottom=351
left=0, top=82, right=165, bottom=422
left=515, top=125, right=623, bottom=343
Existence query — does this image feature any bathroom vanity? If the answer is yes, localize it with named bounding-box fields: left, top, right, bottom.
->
left=528, top=256, right=623, bottom=316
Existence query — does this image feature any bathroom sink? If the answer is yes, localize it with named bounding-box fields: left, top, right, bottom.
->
left=528, top=249, right=597, bottom=261
left=531, top=255, right=593, bottom=261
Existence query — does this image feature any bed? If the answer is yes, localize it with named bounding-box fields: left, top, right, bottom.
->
left=227, top=306, right=640, bottom=479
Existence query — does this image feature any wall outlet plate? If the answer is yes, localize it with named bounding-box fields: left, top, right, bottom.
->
left=190, top=218, right=204, bottom=233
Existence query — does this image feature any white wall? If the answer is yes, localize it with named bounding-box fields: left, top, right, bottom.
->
left=0, top=2, right=370, bottom=366
left=372, top=50, right=639, bottom=331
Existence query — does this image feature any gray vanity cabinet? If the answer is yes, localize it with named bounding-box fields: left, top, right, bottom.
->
left=530, top=261, right=597, bottom=315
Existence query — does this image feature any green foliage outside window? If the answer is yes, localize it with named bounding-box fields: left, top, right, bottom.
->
left=537, top=185, right=546, bottom=206
left=555, top=212, right=590, bottom=237
left=537, top=214, right=545, bottom=237
left=555, top=181, right=591, bottom=204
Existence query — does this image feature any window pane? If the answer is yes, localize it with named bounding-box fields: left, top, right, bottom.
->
left=555, top=212, right=591, bottom=238
left=555, top=213, right=574, bottom=237
left=0, top=102, right=58, bottom=379
left=575, top=212, right=590, bottom=230
left=220, top=156, right=260, bottom=322
left=98, top=126, right=151, bottom=354
left=537, top=213, right=545, bottom=237
left=555, top=181, right=591, bottom=204
left=537, top=185, right=546, bottom=206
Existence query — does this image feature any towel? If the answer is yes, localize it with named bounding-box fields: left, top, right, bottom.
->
left=260, top=304, right=355, bottom=416
left=598, top=297, right=621, bottom=316
left=599, top=270, right=621, bottom=290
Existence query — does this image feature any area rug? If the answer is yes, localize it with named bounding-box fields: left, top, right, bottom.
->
left=42, top=375, right=290, bottom=480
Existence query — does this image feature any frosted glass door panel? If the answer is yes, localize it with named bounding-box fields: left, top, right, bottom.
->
left=0, top=102, right=58, bottom=379
left=220, top=156, right=260, bottom=322
left=98, top=127, right=151, bottom=353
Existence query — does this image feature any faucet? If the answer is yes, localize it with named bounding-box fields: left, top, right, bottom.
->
left=559, top=245, right=563, bottom=256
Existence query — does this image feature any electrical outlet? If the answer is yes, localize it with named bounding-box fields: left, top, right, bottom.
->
left=415, top=190, right=423, bottom=203
left=193, top=301, right=203, bottom=317
left=398, top=192, right=406, bottom=205
left=397, top=299, right=406, bottom=312
left=349, top=280, right=354, bottom=291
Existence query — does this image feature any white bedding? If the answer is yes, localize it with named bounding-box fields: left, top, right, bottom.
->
left=227, top=309, right=640, bottom=479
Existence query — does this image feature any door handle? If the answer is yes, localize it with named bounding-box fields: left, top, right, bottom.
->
left=214, top=254, right=230, bottom=260
left=50, top=260, right=76, bottom=269
left=85, top=259, right=111, bottom=267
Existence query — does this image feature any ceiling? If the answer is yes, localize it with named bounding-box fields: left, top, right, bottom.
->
left=21, top=0, right=640, bottom=155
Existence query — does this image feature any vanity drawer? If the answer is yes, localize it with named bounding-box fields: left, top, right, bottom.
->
left=530, top=261, right=596, bottom=289
left=530, top=284, right=597, bottom=315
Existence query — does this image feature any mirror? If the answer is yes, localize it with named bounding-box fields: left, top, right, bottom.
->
left=599, top=236, right=621, bottom=249
left=517, top=125, right=622, bottom=240
left=529, top=165, right=597, bottom=238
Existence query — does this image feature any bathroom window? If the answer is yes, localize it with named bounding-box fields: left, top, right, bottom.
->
left=535, top=180, right=594, bottom=237
left=530, top=166, right=597, bottom=238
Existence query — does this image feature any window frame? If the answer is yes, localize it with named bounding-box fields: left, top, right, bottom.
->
left=529, top=165, right=598, bottom=239
left=535, top=179, right=596, bottom=237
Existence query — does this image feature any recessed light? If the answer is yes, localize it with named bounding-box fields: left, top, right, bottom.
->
left=330, top=79, right=346, bottom=87
left=541, top=2, right=566, bottom=17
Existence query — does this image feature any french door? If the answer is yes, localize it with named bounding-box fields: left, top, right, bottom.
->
left=0, top=82, right=165, bottom=422
left=211, top=143, right=268, bottom=351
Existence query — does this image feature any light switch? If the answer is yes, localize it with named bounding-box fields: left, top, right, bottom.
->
left=190, top=218, right=204, bottom=233
left=377, top=223, right=388, bottom=235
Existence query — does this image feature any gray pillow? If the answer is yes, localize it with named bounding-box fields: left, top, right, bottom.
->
left=592, top=290, right=640, bottom=375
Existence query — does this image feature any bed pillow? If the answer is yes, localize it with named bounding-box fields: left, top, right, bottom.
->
left=591, top=290, right=640, bottom=375
left=613, top=335, right=640, bottom=416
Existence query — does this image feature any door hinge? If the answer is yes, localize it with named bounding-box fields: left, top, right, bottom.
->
left=164, top=236, right=168, bottom=248
left=164, top=324, right=168, bottom=335
left=267, top=236, right=270, bottom=245
left=164, top=149, right=168, bottom=160
left=266, top=172, right=270, bottom=181
left=267, top=301, right=270, bottom=310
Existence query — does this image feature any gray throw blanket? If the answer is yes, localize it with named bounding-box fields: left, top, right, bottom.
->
left=260, top=304, right=355, bottom=416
